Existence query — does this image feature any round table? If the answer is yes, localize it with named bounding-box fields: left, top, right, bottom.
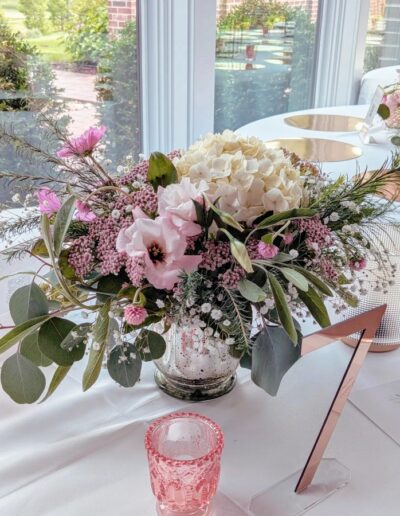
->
left=2, top=107, right=400, bottom=516
left=237, top=104, right=392, bottom=179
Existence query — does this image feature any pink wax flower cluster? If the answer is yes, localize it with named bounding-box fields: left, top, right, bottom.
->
left=57, top=126, right=107, bottom=158
left=37, top=188, right=61, bottom=215
left=382, top=91, right=400, bottom=129
left=349, top=258, right=367, bottom=271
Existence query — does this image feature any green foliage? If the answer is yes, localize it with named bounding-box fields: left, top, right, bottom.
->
left=238, top=278, right=266, bottom=303
left=147, top=152, right=178, bottom=190
left=220, top=229, right=253, bottom=272
left=9, top=283, right=49, bottom=325
left=20, top=331, right=52, bottom=367
left=268, top=273, right=297, bottom=344
left=19, top=0, right=47, bottom=32
left=250, top=324, right=302, bottom=396
left=96, top=20, right=140, bottom=163
left=0, top=315, right=52, bottom=355
left=298, top=286, right=331, bottom=328
left=107, top=342, right=142, bottom=387
left=41, top=365, right=71, bottom=401
left=65, top=0, right=109, bottom=63
left=47, top=0, right=71, bottom=31
left=135, top=330, right=166, bottom=362
left=378, top=103, right=390, bottom=120
left=218, top=0, right=289, bottom=31
left=1, top=352, right=46, bottom=403
left=82, top=301, right=116, bottom=391
left=38, top=317, right=86, bottom=365
left=53, top=195, right=76, bottom=256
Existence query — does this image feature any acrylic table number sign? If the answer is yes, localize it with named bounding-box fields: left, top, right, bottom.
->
left=248, top=304, right=386, bottom=516
left=359, top=85, right=385, bottom=144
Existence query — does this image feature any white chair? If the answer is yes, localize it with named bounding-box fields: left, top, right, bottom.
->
left=358, top=64, right=400, bottom=104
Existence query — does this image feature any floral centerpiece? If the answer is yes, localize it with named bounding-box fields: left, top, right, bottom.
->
left=0, top=119, right=397, bottom=403
left=378, top=83, right=400, bottom=147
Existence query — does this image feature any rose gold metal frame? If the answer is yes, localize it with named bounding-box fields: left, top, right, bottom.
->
left=294, top=304, right=386, bottom=493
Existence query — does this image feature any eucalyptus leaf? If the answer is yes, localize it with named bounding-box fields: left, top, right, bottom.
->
left=20, top=331, right=52, bottom=367
left=298, top=286, right=331, bottom=327
left=53, top=195, right=76, bottom=256
left=147, top=152, right=177, bottom=189
left=280, top=268, right=309, bottom=292
left=268, top=273, right=298, bottom=344
left=9, top=283, right=49, bottom=325
left=0, top=315, right=52, bottom=355
left=251, top=325, right=302, bottom=396
left=107, top=342, right=142, bottom=387
left=391, top=135, right=400, bottom=147
left=60, top=323, right=91, bottom=350
left=40, top=365, right=71, bottom=402
left=377, top=103, right=390, bottom=120
left=97, top=275, right=125, bottom=302
left=136, top=329, right=166, bottom=362
left=82, top=301, right=116, bottom=391
left=38, top=318, right=85, bottom=366
left=1, top=353, right=46, bottom=404
left=257, top=208, right=316, bottom=228
left=238, top=279, right=266, bottom=303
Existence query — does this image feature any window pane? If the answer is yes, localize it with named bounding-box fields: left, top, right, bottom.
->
left=364, top=0, right=400, bottom=73
left=214, top=0, right=320, bottom=132
left=0, top=0, right=140, bottom=202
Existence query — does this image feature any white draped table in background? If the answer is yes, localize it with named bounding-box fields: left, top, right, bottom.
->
left=2, top=105, right=400, bottom=516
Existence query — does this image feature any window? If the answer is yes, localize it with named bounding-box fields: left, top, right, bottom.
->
left=0, top=0, right=140, bottom=202
left=364, top=0, right=400, bottom=73
left=214, top=0, right=321, bottom=132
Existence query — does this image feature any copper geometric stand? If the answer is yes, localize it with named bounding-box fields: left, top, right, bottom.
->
left=249, top=304, right=386, bottom=515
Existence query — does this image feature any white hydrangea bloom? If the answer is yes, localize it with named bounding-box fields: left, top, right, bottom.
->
left=174, top=130, right=306, bottom=226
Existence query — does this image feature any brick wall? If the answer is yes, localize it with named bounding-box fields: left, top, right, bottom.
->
left=108, top=0, right=136, bottom=32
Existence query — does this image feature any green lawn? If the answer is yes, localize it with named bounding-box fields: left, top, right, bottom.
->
left=0, top=0, right=72, bottom=62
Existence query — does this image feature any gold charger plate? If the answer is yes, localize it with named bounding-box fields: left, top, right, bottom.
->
left=284, top=114, right=365, bottom=132
left=265, top=138, right=362, bottom=162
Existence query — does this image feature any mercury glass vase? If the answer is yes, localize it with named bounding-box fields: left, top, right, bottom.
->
left=145, top=412, right=224, bottom=516
left=154, top=325, right=240, bottom=401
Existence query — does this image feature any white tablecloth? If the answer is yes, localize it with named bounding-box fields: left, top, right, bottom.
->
left=1, top=105, right=400, bottom=516
left=358, top=65, right=400, bottom=104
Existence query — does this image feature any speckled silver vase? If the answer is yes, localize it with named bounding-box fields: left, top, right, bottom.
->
left=154, top=325, right=240, bottom=401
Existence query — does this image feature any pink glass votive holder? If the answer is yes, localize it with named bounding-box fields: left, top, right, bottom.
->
left=145, top=412, right=224, bottom=516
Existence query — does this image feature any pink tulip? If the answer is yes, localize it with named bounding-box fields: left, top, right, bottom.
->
left=258, top=241, right=279, bottom=259
left=76, top=200, right=96, bottom=222
left=37, top=188, right=61, bottom=215
left=57, top=126, right=107, bottom=158
left=116, top=216, right=202, bottom=290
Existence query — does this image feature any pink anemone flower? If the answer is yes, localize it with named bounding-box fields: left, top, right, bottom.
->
left=116, top=216, right=202, bottom=290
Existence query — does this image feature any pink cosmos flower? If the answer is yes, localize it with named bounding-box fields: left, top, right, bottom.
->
left=157, top=178, right=208, bottom=237
left=116, top=216, right=202, bottom=290
left=76, top=200, right=96, bottom=222
left=257, top=241, right=279, bottom=259
left=57, top=126, right=107, bottom=158
left=124, top=305, right=148, bottom=326
left=282, top=232, right=294, bottom=245
left=349, top=258, right=367, bottom=271
left=37, top=188, right=61, bottom=215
